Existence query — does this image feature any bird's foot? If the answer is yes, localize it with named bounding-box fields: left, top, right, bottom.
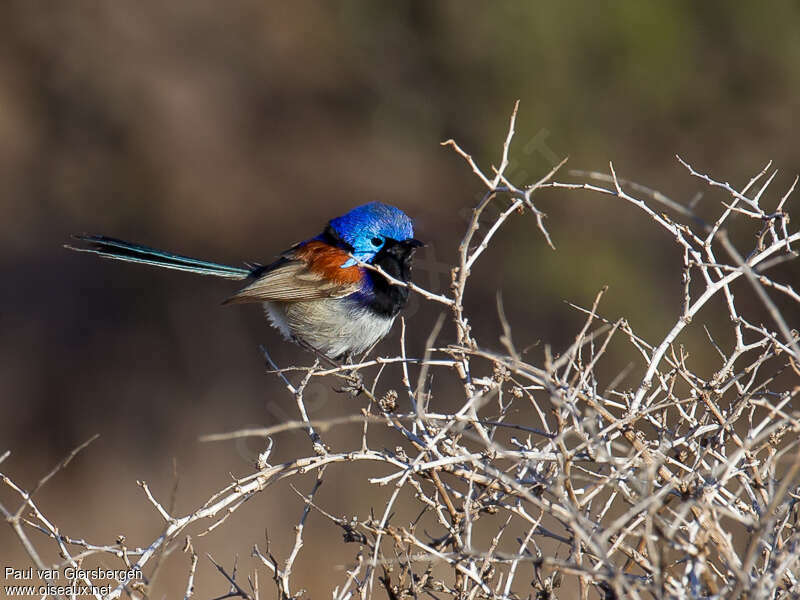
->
left=336, top=370, right=364, bottom=397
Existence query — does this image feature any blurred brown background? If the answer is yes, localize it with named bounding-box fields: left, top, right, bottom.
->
left=2, top=1, right=799, bottom=597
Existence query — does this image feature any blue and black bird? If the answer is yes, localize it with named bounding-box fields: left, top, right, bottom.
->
left=67, top=202, right=422, bottom=360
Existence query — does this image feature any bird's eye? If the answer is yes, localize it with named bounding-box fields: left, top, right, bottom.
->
left=371, top=237, right=383, bottom=247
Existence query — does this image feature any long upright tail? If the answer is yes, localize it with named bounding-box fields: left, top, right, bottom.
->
left=65, top=235, right=251, bottom=280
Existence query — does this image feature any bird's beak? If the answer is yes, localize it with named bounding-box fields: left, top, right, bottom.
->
left=385, top=238, right=424, bottom=260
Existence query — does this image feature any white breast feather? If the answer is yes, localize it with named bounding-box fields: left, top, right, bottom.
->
left=263, top=299, right=395, bottom=359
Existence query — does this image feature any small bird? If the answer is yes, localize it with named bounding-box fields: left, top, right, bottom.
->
left=67, top=202, right=422, bottom=360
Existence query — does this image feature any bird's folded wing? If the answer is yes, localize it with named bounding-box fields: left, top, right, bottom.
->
left=223, top=259, right=359, bottom=304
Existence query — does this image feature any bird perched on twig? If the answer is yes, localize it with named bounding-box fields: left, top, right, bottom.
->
left=66, top=202, right=423, bottom=360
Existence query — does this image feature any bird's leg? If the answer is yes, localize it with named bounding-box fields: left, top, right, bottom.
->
left=291, top=336, right=363, bottom=395
left=338, top=342, right=385, bottom=397
left=336, top=353, right=365, bottom=397
left=292, top=336, right=340, bottom=369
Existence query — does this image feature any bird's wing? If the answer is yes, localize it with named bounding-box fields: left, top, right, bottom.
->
left=224, top=243, right=361, bottom=304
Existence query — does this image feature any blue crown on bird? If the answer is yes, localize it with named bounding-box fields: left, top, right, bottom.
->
left=327, top=202, right=416, bottom=266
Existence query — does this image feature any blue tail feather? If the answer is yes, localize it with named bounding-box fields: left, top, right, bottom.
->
left=65, top=235, right=250, bottom=280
